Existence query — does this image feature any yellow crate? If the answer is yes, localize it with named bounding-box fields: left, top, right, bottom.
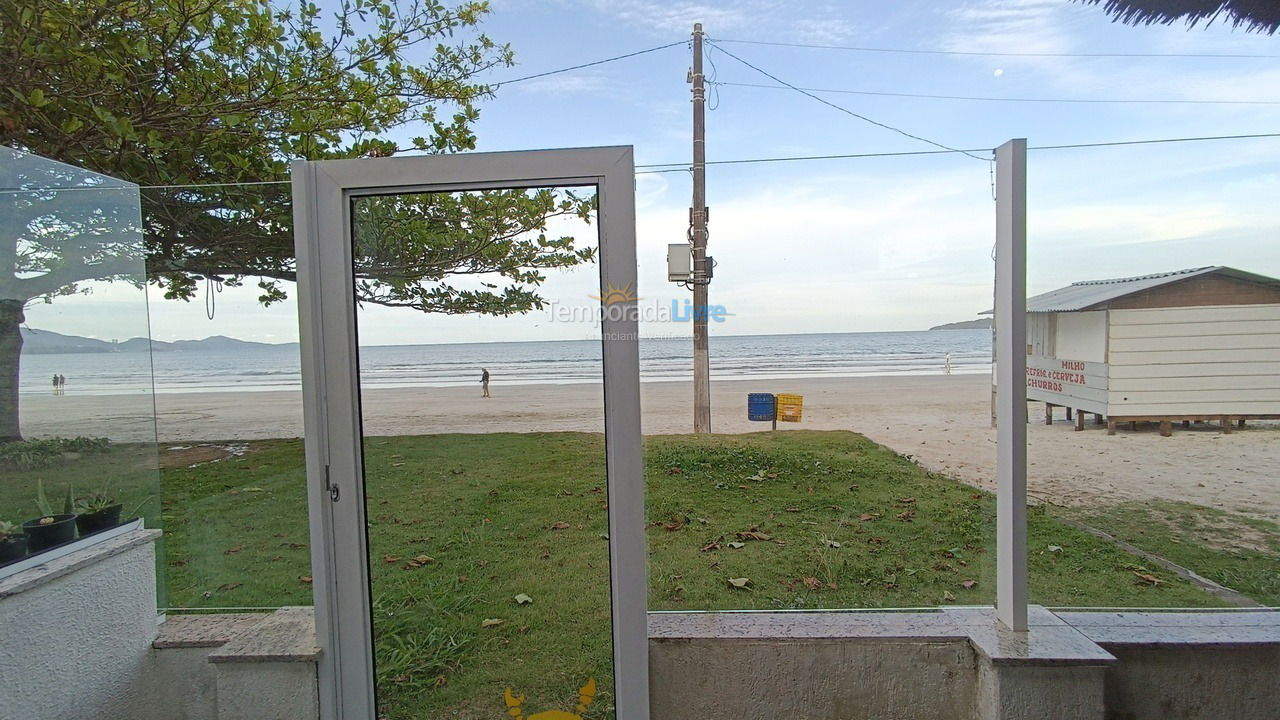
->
left=776, top=393, right=803, bottom=423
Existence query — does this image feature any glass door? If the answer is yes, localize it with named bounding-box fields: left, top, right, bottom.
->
left=292, top=148, right=646, bottom=720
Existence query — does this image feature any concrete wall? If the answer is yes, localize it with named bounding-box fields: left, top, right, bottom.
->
left=1100, top=645, right=1280, bottom=720
left=0, top=530, right=161, bottom=720
left=650, top=637, right=975, bottom=720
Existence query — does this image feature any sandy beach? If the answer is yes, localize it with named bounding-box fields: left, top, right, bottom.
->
left=19, top=374, right=1280, bottom=520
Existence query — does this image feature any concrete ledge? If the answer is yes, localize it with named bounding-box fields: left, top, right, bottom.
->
left=0, top=528, right=161, bottom=599
left=649, top=608, right=1279, bottom=720
left=207, top=607, right=320, bottom=663
left=155, top=612, right=273, bottom=649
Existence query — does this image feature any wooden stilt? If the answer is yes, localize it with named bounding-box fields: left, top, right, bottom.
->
left=1045, top=403, right=1053, bottom=425
left=1183, top=420, right=1191, bottom=428
left=1159, top=420, right=1172, bottom=437
left=1075, top=411, right=1085, bottom=432
left=1130, top=421, right=1138, bottom=431
left=1093, top=413, right=1103, bottom=425
left=1222, top=416, right=1234, bottom=434
left=1066, top=407, right=1074, bottom=422
left=1107, top=419, right=1117, bottom=436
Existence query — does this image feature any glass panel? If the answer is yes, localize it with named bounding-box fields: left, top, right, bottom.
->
left=0, top=148, right=162, bottom=599
left=138, top=183, right=312, bottom=612
left=1026, top=138, right=1280, bottom=609
left=349, top=186, right=614, bottom=718
left=641, top=154, right=997, bottom=611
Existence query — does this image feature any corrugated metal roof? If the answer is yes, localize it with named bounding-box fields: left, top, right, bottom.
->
left=981, top=266, right=1280, bottom=314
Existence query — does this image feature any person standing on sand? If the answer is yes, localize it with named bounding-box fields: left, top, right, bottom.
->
left=52, top=374, right=59, bottom=396
left=481, top=368, right=491, bottom=398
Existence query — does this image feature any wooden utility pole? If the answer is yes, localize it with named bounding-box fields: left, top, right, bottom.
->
left=691, top=22, right=711, bottom=434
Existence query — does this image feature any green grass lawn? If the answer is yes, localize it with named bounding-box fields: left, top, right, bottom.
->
left=1052, top=500, right=1280, bottom=606
left=7, top=430, right=1254, bottom=719
left=146, top=430, right=1230, bottom=719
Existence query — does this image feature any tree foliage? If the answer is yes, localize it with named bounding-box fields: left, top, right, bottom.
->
left=1, top=0, right=597, bottom=310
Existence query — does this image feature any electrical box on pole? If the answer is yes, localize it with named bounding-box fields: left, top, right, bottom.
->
left=668, top=243, right=692, bottom=282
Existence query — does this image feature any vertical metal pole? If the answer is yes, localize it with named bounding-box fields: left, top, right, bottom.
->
left=691, top=23, right=711, bottom=434
left=995, top=139, right=1028, bottom=632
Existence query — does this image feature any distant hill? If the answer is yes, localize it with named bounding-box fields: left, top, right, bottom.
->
left=20, top=329, right=294, bottom=354
left=929, top=318, right=992, bottom=331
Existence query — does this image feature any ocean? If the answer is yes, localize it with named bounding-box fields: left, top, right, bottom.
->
left=19, top=330, right=991, bottom=395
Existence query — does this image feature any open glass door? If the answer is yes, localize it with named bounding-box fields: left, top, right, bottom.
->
left=292, top=148, right=646, bottom=720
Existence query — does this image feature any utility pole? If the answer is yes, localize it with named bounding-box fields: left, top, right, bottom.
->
left=690, top=22, right=712, bottom=434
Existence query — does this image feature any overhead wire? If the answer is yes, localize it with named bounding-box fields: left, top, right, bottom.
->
left=705, top=39, right=990, bottom=161
left=712, top=38, right=1280, bottom=60
left=487, top=40, right=687, bottom=88
left=712, top=80, right=1280, bottom=106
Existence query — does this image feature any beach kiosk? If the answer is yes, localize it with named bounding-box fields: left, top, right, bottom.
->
left=993, top=266, right=1280, bottom=436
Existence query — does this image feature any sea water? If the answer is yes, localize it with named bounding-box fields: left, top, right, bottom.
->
left=19, top=330, right=990, bottom=395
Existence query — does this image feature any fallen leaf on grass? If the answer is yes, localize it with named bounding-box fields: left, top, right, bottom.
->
left=434, top=675, right=447, bottom=688
left=217, top=583, right=241, bottom=591
left=299, top=576, right=313, bottom=584
left=859, top=513, right=879, bottom=522
left=961, top=580, right=978, bottom=589
left=550, top=521, right=571, bottom=530
left=895, top=511, right=916, bottom=522
left=667, top=467, right=683, bottom=475
left=480, top=618, right=505, bottom=628
left=896, top=497, right=917, bottom=504
left=727, top=577, right=751, bottom=589
left=223, top=545, right=243, bottom=555
left=404, top=555, right=434, bottom=569
left=823, top=540, right=842, bottom=548
left=727, top=541, right=746, bottom=549
left=1133, top=572, right=1164, bottom=586
left=1048, top=545, right=1063, bottom=553
left=383, top=555, right=401, bottom=564
left=943, top=590, right=956, bottom=602
left=802, top=577, right=823, bottom=591
left=663, top=515, right=687, bottom=532
left=736, top=529, right=772, bottom=542
left=514, top=593, right=533, bottom=605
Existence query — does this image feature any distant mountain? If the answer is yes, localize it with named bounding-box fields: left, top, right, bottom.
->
left=20, top=329, right=294, bottom=354
left=929, top=318, right=992, bottom=331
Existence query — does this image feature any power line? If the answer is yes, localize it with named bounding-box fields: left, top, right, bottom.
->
left=714, top=38, right=1280, bottom=60
left=634, top=132, right=1280, bottom=170
left=714, top=80, right=1280, bottom=106
left=706, top=40, right=989, bottom=161
left=489, top=40, right=687, bottom=88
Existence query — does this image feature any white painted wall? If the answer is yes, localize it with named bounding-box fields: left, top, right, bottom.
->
left=1108, top=304, right=1280, bottom=416
left=1028, top=313, right=1054, bottom=357
left=0, top=532, right=160, bottom=720
left=1055, top=311, right=1107, bottom=363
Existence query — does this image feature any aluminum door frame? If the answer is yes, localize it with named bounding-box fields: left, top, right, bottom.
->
left=291, top=146, right=647, bottom=720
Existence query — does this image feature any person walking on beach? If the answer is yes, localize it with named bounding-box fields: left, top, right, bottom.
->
left=52, top=374, right=59, bottom=396
left=59, top=375, right=66, bottom=394
left=480, top=368, right=491, bottom=398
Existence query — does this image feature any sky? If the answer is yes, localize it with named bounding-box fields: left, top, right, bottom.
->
left=23, top=0, right=1280, bottom=346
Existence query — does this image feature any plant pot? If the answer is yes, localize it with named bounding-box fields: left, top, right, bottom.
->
left=75, top=504, right=123, bottom=536
left=0, top=535, right=26, bottom=565
left=22, top=514, right=77, bottom=552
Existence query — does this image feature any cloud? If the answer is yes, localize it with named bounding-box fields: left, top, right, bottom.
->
left=571, top=0, right=856, bottom=42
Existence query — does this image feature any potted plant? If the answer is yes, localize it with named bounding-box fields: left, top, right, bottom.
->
left=74, top=492, right=124, bottom=535
left=22, top=480, right=77, bottom=553
left=0, top=521, right=26, bottom=564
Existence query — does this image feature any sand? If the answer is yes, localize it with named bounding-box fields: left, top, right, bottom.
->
left=19, top=374, right=1280, bottom=520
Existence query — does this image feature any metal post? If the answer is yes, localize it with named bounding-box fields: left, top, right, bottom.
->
left=995, top=139, right=1028, bottom=632
left=690, top=23, right=711, bottom=434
